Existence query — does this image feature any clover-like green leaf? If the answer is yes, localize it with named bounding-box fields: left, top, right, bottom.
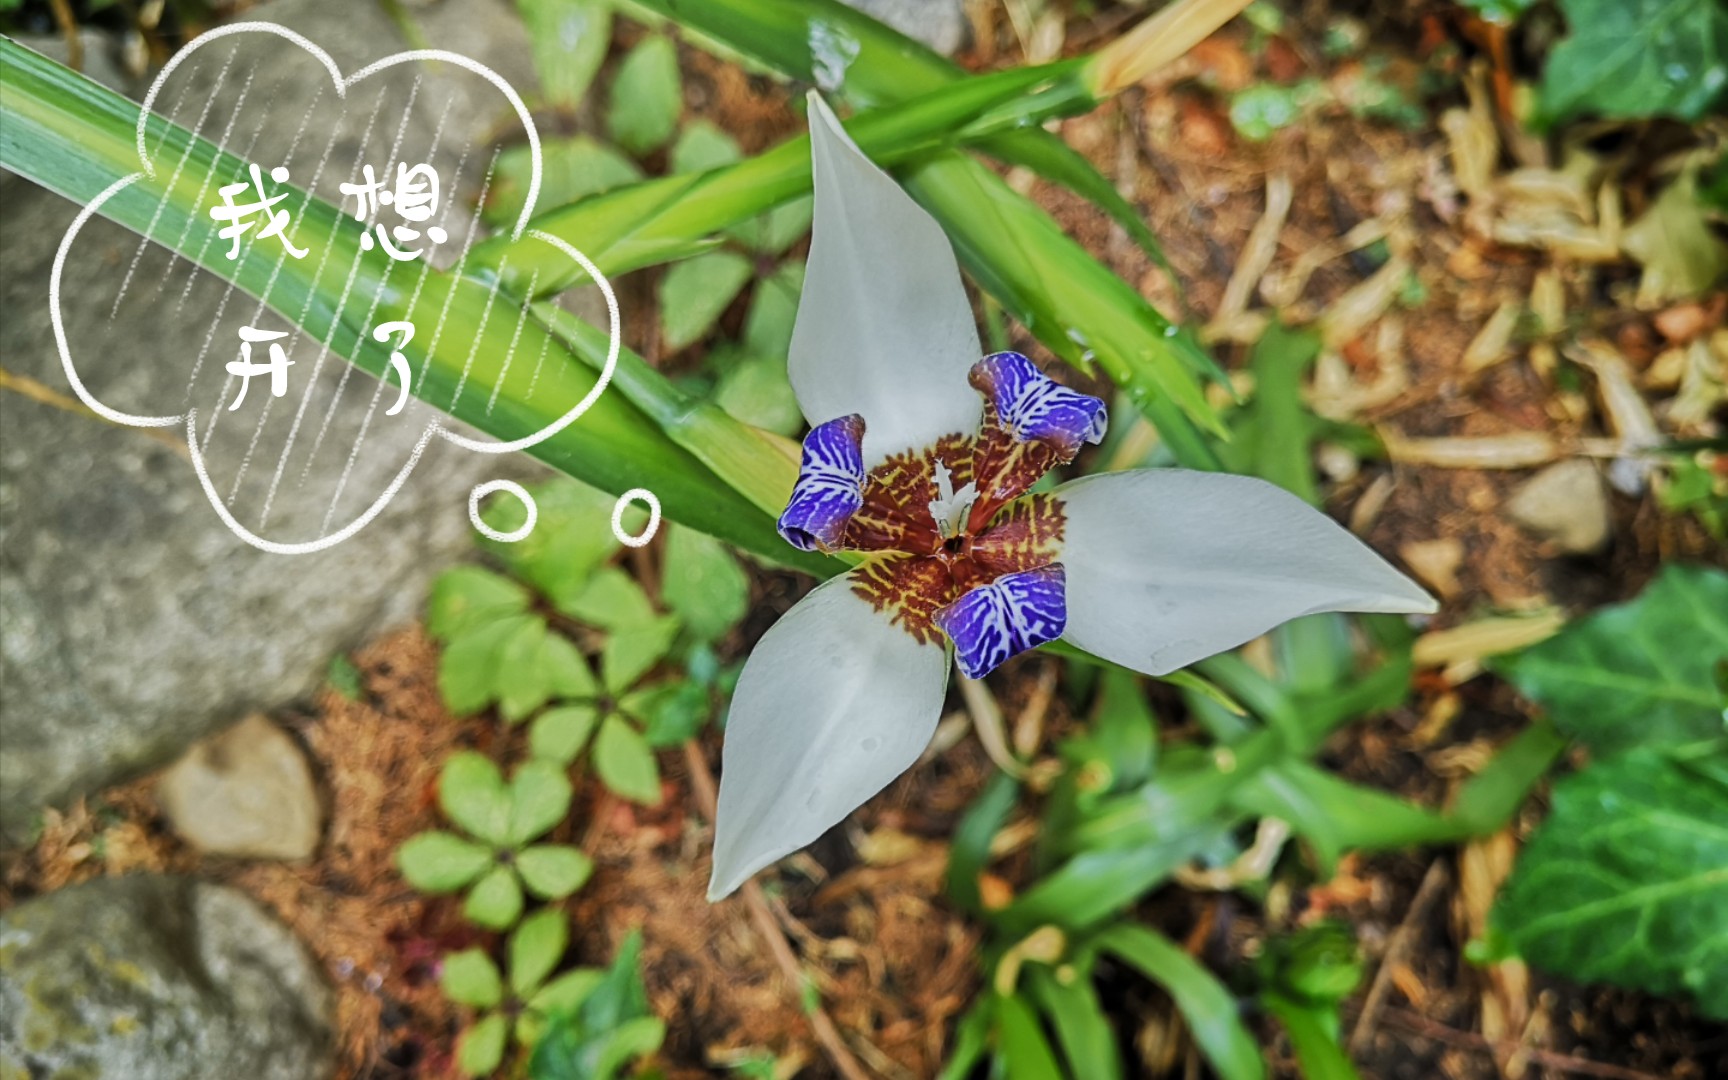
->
left=531, top=703, right=603, bottom=765
left=397, top=831, right=492, bottom=893
left=742, top=261, right=803, bottom=359
left=498, top=617, right=555, bottom=724
left=442, top=948, right=505, bottom=1009
left=494, top=619, right=600, bottom=724
left=429, top=567, right=530, bottom=642
left=509, top=908, right=570, bottom=999
left=1493, top=563, right=1728, bottom=756
left=439, top=612, right=537, bottom=717
left=465, top=864, right=526, bottom=930
left=517, top=0, right=611, bottom=113
left=712, top=351, right=803, bottom=437
left=660, top=250, right=756, bottom=353
left=607, top=34, right=681, bottom=155
left=484, top=480, right=631, bottom=612
left=670, top=119, right=741, bottom=174
left=660, top=527, right=749, bottom=643
left=485, top=134, right=642, bottom=230
left=456, top=1012, right=510, bottom=1078
left=624, top=681, right=710, bottom=748
left=518, top=844, right=595, bottom=900
left=543, top=632, right=600, bottom=700
left=508, top=760, right=575, bottom=846
left=602, top=616, right=681, bottom=694
left=565, top=568, right=658, bottom=631
left=441, top=751, right=514, bottom=847
left=593, top=715, right=662, bottom=806
left=1492, top=747, right=1728, bottom=1018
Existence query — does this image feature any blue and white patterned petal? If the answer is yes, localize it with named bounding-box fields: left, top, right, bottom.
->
left=778, top=414, right=868, bottom=551
left=969, top=351, right=1108, bottom=456
left=934, top=564, right=1068, bottom=680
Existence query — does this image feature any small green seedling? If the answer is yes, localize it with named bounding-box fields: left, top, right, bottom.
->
left=398, top=752, right=591, bottom=929
left=442, top=909, right=601, bottom=1077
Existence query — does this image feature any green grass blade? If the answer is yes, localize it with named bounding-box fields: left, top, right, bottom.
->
left=1095, top=924, right=1266, bottom=1080
left=625, top=0, right=1226, bottom=458
left=0, top=39, right=818, bottom=568
left=468, top=60, right=1080, bottom=295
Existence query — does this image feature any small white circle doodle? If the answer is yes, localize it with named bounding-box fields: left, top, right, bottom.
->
left=469, top=480, right=537, bottom=543
left=611, top=488, right=661, bottom=548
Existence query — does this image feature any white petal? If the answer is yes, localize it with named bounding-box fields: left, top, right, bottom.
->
left=708, top=572, right=949, bottom=899
left=789, top=92, right=981, bottom=465
left=1056, top=470, right=1437, bottom=676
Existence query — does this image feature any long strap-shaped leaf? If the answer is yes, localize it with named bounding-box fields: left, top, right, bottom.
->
left=0, top=36, right=835, bottom=572
left=486, top=0, right=1238, bottom=460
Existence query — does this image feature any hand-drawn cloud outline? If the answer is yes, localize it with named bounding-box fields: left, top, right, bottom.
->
left=51, top=22, right=628, bottom=554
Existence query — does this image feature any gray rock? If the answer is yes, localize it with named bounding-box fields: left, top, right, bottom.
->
left=157, top=715, right=323, bottom=860
left=838, top=0, right=970, bottom=57
left=1506, top=459, right=1611, bottom=554
left=0, top=875, right=335, bottom=1080
left=0, top=0, right=552, bottom=844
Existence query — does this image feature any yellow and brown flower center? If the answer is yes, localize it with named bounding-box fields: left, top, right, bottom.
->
left=846, top=414, right=1067, bottom=644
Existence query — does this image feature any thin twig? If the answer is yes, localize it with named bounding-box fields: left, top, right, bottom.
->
left=1378, top=1007, right=1669, bottom=1080
left=48, top=0, right=82, bottom=72
left=0, top=366, right=189, bottom=459
left=681, top=742, right=874, bottom=1080
left=1349, top=859, right=1448, bottom=1054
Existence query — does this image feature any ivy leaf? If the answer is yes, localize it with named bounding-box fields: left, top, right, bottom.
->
left=441, top=751, right=514, bottom=847
left=397, top=831, right=492, bottom=892
left=509, top=908, right=570, bottom=998
left=1538, top=0, right=1728, bottom=127
left=602, top=616, right=681, bottom=694
left=1492, top=564, right=1728, bottom=756
left=518, top=844, right=595, bottom=900
left=456, top=1013, right=509, bottom=1078
left=428, top=567, right=529, bottom=641
left=465, top=864, right=526, bottom=930
left=659, top=251, right=755, bottom=353
left=442, top=948, right=505, bottom=1009
left=508, top=760, right=575, bottom=846
left=660, top=527, right=749, bottom=642
left=1492, top=748, right=1728, bottom=1018
left=607, top=34, right=681, bottom=155
left=531, top=704, right=603, bottom=765
left=594, top=715, right=662, bottom=805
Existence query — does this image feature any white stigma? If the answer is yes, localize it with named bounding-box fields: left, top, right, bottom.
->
left=927, top=462, right=978, bottom=539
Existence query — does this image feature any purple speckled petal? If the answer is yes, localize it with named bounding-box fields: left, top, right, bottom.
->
left=970, top=351, right=1107, bottom=457
left=934, top=564, right=1067, bottom=680
left=778, top=414, right=867, bottom=551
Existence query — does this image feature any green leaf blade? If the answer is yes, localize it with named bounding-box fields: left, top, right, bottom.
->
left=1492, top=747, right=1728, bottom=1018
